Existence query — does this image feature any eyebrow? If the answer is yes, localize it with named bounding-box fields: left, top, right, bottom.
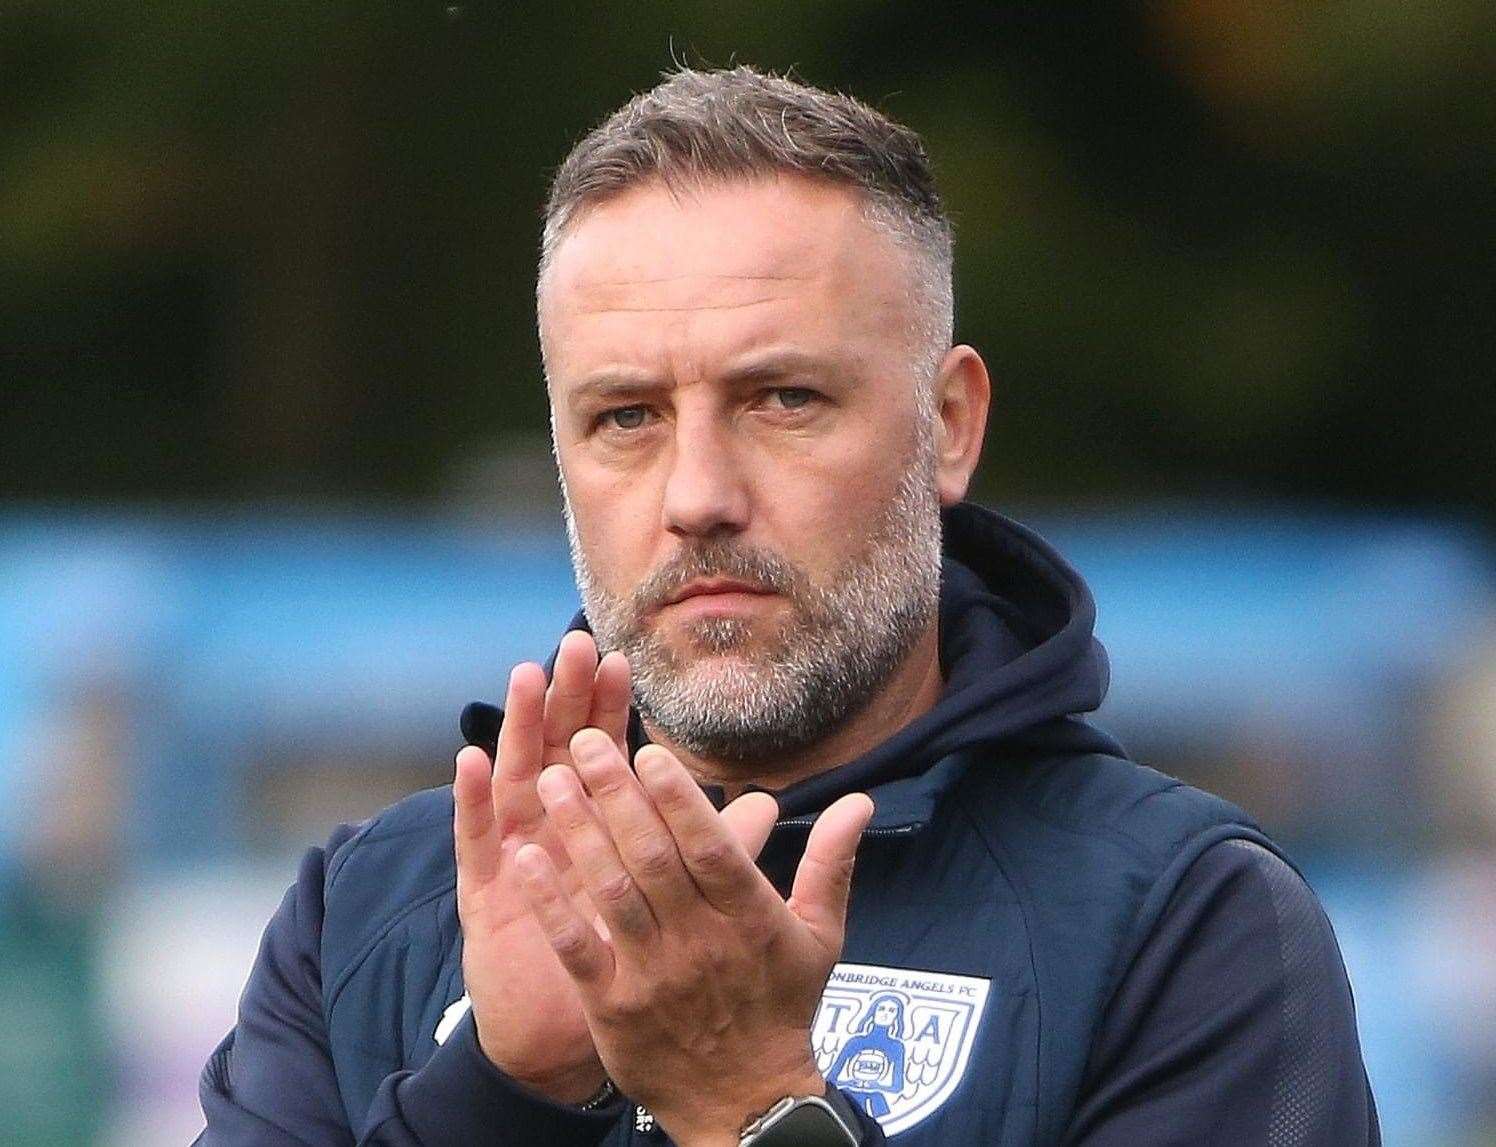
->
left=567, top=350, right=834, bottom=403
left=719, top=350, right=833, bottom=385
left=565, top=373, right=664, bottom=407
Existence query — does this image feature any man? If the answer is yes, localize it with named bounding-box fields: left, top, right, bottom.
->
left=196, top=66, right=1378, bottom=1145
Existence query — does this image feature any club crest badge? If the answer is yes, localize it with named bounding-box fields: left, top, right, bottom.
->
left=812, top=962, right=991, bottom=1137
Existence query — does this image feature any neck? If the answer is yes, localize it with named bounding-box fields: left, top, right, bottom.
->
left=641, top=624, right=944, bottom=799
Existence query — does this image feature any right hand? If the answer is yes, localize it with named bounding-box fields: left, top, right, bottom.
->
left=453, top=629, right=631, bottom=1102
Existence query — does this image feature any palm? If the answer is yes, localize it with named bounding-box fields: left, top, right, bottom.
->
left=451, top=632, right=630, bottom=1094
left=459, top=824, right=596, bottom=1077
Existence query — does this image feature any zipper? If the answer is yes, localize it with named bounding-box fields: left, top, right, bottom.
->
left=771, top=819, right=921, bottom=837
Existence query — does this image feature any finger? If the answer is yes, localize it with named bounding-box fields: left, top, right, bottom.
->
left=787, top=794, right=874, bottom=949
left=536, top=763, right=658, bottom=942
left=569, top=728, right=699, bottom=917
left=514, top=842, right=614, bottom=988
left=543, top=631, right=599, bottom=756
left=453, top=745, right=499, bottom=885
left=634, top=745, right=782, bottom=918
left=586, top=651, right=632, bottom=757
left=720, top=791, right=779, bottom=862
left=492, top=662, right=547, bottom=838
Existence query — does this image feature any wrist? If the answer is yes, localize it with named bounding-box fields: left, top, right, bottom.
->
left=738, top=1083, right=863, bottom=1147
left=507, top=1062, right=611, bottom=1106
left=475, top=1033, right=608, bottom=1105
left=684, top=1134, right=739, bottom=1147
left=667, top=1066, right=830, bottom=1147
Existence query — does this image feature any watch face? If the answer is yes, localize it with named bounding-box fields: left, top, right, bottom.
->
left=754, top=1099, right=860, bottom=1147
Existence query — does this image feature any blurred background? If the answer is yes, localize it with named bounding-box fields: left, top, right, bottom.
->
left=2, top=2, right=1494, bottom=1143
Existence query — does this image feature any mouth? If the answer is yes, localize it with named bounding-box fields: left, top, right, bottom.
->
left=665, top=577, right=775, bottom=606
left=653, top=578, right=782, bottom=624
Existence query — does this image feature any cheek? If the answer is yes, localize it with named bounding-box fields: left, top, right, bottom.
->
left=754, top=437, right=910, bottom=566
left=563, top=466, right=662, bottom=585
left=792, top=429, right=910, bottom=512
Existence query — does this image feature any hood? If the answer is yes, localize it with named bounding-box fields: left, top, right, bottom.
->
left=767, top=502, right=1125, bottom=824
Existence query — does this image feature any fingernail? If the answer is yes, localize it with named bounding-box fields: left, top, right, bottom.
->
left=513, top=842, right=550, bottom=882
left=570, top=727, right=611, bottom=763
left=635, top=747, right=669, bottom=783
left=536, top=765, right=573, bottom=801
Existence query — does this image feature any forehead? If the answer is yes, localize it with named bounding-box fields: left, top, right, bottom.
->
left=547, top=177, right=865, bottom=296
left=538, top=177, right=913, bottom=377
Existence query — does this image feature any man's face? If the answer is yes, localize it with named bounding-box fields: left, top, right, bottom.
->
left=540, top=176, right=944, bottom=763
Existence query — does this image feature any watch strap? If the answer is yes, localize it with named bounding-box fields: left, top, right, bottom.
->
left=819, top=1082, right=862, bottom=1131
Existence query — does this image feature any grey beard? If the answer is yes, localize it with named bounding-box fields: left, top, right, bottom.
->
left=563, top=455, right=943, bottom=766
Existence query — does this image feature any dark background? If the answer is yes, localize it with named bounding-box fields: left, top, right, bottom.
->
left=5, top=2, right=1493, bottom=519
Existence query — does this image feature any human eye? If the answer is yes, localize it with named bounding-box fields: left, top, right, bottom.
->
left=597, top=404, right=651, bottom=432
left=767, top=387, right=817, bottom=411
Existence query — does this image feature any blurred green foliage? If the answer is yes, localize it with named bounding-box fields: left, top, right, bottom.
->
left=0, top=883, right=106, bottom=1145
left=3, top=2, right=1493, bottom=518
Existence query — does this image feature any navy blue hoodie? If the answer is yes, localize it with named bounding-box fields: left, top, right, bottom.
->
left=195, top=504, right=1378, bottom=1145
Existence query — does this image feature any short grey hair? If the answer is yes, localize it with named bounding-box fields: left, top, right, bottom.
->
left=538, top=65, right=954, bottom=392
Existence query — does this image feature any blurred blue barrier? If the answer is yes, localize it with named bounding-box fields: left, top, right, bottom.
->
left=0, top=504, right=1489, bottom=864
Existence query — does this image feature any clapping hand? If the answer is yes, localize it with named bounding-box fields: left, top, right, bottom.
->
left=515, top=727, right=874, bottom=1146
left=452, top=630, right=632, bottom=1102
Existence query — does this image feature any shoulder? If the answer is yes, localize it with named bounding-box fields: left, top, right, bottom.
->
left=1069, top=838, right=1377, bottom=1142
left=324, top=783, right=455, bottom=888
left=1110, top=835, right=1362, bottom=1060
left=1149, top=838, right=1347, bottom=993
left=963, top=750, right=1263, bottom=866
left=954, top=751, right=1280, bottom=999
left=319, top=785, right=458, bottom=982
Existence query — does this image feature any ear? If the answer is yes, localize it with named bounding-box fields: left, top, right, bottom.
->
left=931, top=345, right=992, bottom=507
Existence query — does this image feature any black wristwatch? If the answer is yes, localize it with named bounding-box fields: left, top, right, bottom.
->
left=738, top=1083, right=863, bottom=1146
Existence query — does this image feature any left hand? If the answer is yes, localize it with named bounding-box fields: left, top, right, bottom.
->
left=513, top=727, right=874, bottom=1147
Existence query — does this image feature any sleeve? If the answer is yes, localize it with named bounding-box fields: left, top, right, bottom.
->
left=193, top=827, right=626, bottom=1146
left=1061, top=838, right=1380, bottom=1147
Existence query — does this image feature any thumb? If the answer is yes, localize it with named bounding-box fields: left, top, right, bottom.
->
left=787, top=793, right=874, bottom=946
left=719, top=791, right=780, bottom=861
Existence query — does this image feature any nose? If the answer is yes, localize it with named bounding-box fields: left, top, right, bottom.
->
left=660, top=413, right=751, bottom=539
